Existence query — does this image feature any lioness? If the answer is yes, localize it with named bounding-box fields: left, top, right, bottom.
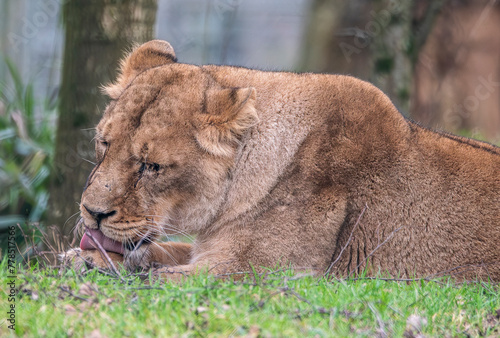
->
left=64, top=40, right=500, bottom=281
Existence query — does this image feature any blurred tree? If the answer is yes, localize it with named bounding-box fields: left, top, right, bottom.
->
left=299, top=0, right=372, bottom=78
left=411, top=0, right=500, bottom=141
left=370, top=0, right=414, bottom=112
left=300, top=0, right=443, bottom=113
left=47, top=0, right=157, bottom=252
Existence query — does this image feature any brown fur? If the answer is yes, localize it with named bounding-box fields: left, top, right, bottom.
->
left=66, top=40, right=500, bottom=281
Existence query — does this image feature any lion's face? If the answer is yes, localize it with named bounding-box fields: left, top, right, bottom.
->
left=80, top=41, right=257, bottom=245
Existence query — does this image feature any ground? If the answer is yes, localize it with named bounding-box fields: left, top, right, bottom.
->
left=1, top=260, right=499, bottom=337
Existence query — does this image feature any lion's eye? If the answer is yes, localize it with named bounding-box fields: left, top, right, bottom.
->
left=95, top=139, right=108, bottom=162
left=139, top=162, right=161, bottom=173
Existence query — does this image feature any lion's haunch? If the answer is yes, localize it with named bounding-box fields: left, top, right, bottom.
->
left=80, top=229, right=124, bottom=255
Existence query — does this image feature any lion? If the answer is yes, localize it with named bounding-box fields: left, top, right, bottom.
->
left=63, top=40, right=500, bottom=281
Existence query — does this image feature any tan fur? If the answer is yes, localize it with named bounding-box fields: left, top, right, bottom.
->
left=64, top=242, right=191, bottom=272
left=66, top=40, right=500, bottom=281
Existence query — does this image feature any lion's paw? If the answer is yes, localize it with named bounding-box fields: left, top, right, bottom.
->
left=60, top=248, right=124, bottom=272
left=124, top=244, right=154, bottom=271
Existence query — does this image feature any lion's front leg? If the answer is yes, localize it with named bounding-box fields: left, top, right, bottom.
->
left=151, top=258, right=245, bottom=282
left=124, top=241, right=192, bottom=271
left=61, top=248, right=124, bottom=272
left=148, top=254, right=250, bottom=282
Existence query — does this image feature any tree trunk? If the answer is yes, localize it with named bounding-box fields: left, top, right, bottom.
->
left=299, top=0, right=442, bottom=114
left=47, top=0, right=157, bottom=252
left=298, top=0, right=372, bottom=79
left=369, top=0, right=414, bottom=113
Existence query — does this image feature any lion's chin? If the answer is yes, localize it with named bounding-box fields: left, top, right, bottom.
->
left=80, top=228, right=124, bottom=255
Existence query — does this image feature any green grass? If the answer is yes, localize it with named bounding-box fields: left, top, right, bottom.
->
left=1, top=260, right=499, bottom=337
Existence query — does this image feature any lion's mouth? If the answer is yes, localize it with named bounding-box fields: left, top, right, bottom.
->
left=80, top=228, right=124, bottom=255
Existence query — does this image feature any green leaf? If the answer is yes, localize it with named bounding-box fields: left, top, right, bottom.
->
left=0, top=214, right=25, bottom=230
left=5, top=58, right=24, bottom=105
left=0, top=127, right=16, bottom=141
left=29, top=190, right=49, bottom=222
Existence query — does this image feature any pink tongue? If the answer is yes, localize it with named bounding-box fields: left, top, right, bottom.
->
left=80, top=229, right=124, bottom=255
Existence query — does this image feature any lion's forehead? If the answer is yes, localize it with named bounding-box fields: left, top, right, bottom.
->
left=96, top=69, right=207, bottom=165
left=98, top=70, right=205, bottom=141
left=98, top=113, right=196, bottom=166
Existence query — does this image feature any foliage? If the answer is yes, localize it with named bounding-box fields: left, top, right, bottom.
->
left=0, top=59, right=57, bottom=250
left=1, top=262, right=499, bottom=337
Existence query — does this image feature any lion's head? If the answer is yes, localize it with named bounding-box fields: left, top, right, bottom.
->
left=79, top=40, right=258, bottom=248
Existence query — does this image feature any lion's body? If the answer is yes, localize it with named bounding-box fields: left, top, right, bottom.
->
left=66, top=40, right=500, bottom=281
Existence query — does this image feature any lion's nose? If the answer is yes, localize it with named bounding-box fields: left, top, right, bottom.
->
left=83, top=205, right=116, bottom=224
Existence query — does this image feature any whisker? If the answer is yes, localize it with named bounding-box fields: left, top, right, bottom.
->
left=141, top=213, right=196, bottom=240
left=124, top=154, right=137, bottom=162
left=81, top=158, right=96, bottom=166
left=131, top=227, right=180, bottom=265
left=68, top=217, right=84, bottom=238
left=63, top=211, right=81, bottom=229
left=147, top=222, right=195, bottom=242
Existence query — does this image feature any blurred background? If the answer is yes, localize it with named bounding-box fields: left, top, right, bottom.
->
left=0, top=0, right=499, bottom=258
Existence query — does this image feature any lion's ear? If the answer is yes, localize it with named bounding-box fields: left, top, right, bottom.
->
left=103, top=40, right=176, bottom=99
left=196, top=87, right=258, bottom=157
